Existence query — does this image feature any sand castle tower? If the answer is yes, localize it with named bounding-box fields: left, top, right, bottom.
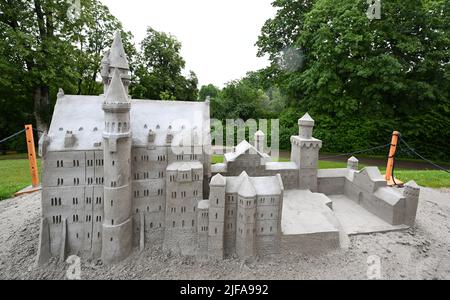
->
left=101, top=31, right=131, bottom=95
left=101, top=67, right=133, bottom=264
left=290, top=113, right=323, bottom=191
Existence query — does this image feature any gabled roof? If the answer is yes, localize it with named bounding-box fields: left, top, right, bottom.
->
left=109, top=31, right=129, bottom=70
left=224, top=140, right=268, bottom=162
left=46, top=96, right=211, bottom=151
left=225, top=171, right=283, bottom=197
left=359, top=167, right=385, bottom=181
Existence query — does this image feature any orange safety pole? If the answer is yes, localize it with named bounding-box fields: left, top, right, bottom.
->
left=25, top=125, right=40, bottom=187
left=385, top=131, right=400, bottom=184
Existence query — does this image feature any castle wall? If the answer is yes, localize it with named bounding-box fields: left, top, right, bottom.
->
left=317, top=176, right=346, bottom=195
left=208, top=184, right=226, bottom=259
left=226, top=154, right=264, bottom=176
left=236, top=195, right=257, bottom=258
left=403, top=182, right=420, bottom=227
left=41, top=144, right=210, bottom=262
left=255, top=195, right=281, bottom=256
left=217, top=155, right=299, bottom=191
left=197, top=202, right=209, bottom=259
left=42, top=151, right=105, bottom=258
left=265, top=169, right=298, bottom=190
left=224, top=193, right=238, bottom=257
left=344, top=175, right=406, bottom=226
left=92, top=186, right=104, bottom=257
left=164, top=165, right=203, bottom=256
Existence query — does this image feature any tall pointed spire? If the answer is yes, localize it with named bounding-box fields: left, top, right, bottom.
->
left=105, top=68, right=129, bottom=103
left=109, top=31, right=129, bottom=70
left=101, top=50, right=110, bottom=79
left=102, top=31, right=131, bottom=95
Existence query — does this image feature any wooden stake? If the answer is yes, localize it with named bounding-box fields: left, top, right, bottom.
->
left=385, top=131, right=403, bottom=187
left=25, top=125, right=40, bottom=187
left=15, top=125, right=41, bottom=197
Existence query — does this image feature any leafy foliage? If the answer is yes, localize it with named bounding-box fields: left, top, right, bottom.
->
left=0, top=2, right=198, bottom=154
left=255, top=0, right=450, bottom=161
left=131, top=27, right=198, bottom=101
left=0, top=0, right=133, bottom=142
left=199, top=84, right=220, bottom=101
left=0, top=0, right=448, bottom=164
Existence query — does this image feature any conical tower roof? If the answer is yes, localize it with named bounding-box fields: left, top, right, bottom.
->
left=109, top=31, right=129, bottom=70
left=105, top=68, right=129, bottom=103
left=238, top=172, right=257, bottom=198
left=348, top=156, right=359, bottom=163
left=299, top=112, right=315, bottom=126
left=210, top=173, right=226, bottom=186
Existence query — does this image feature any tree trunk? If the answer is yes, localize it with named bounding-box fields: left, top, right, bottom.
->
left=33, top=86, right=49, bottom=138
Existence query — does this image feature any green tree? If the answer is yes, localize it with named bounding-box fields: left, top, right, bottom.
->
left=0, top=0, right=132, bottom=134
left=72, top=1, right=136, bottom=96
left=256, top=0, right=450, bottom=160
left=131, top=27, right=198, bottom=101
left=257, top=0, right=316, bottom=62
left=199, top=84, right=220, bottom=101
left=214, top=80, right=266, bottom=121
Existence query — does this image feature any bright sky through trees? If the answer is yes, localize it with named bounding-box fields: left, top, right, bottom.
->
left=101, top=0, right=277, bottom=87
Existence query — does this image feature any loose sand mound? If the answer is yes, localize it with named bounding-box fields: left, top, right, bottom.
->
left=0, top=188, right=449, bottom=280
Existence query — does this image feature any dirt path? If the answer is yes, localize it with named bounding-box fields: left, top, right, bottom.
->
left=0, top=188, right=449, bottom=280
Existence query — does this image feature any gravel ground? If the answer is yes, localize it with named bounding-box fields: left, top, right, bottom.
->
left=0, top=188, right=449, bottom=280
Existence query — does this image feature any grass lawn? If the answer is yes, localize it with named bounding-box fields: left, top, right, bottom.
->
left=0, top=158, right=41, bottom=200
left=0, top=153, right=29, bottom=160
left=0, top=155, right=448, bottom=200
left=392, top=170, right=450, bottom=189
